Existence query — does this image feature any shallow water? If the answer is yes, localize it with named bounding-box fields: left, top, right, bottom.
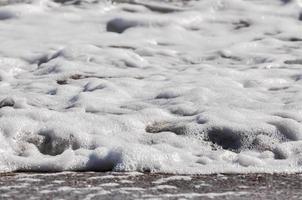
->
left=0, top=0, right=301, bottom=173
left=1, top=172, right=302, bottom=199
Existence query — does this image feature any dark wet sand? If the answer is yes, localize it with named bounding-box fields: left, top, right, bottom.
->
left=0, top=172, right=302, bottom=199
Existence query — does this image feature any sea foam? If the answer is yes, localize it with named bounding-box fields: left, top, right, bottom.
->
left=0, top=0, right=301, bottom=174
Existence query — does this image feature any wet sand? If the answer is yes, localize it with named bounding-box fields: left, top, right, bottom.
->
left=0, top=172, right=302, bottom=199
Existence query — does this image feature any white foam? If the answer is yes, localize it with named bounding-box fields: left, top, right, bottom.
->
left=162, top=191, right=249, bottom=198
left=0, top=0, right=301, bottom=174
left=153, top=176, right=192, bottom=184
